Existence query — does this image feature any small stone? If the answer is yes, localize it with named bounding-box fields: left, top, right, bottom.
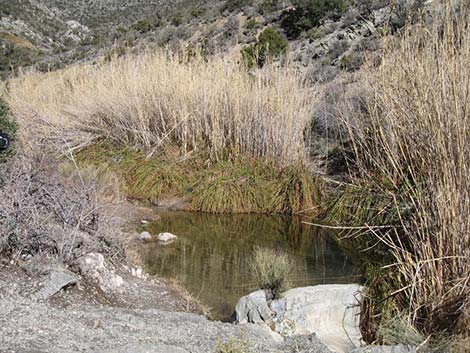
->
left=157, top=232, right=177, bottom=242
left=131, top=267, right=145, bottom=279
left=138, top=231, right=152, bottom=241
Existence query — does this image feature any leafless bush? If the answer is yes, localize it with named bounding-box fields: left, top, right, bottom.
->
left=0, top=154, right=123, bottom=264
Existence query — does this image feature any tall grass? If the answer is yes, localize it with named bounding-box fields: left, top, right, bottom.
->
left=344, top=2, right=470, bottom=341
left=6, top=50, right=314, bottom=163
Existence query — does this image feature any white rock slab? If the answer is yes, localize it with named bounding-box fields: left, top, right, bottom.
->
left=275, top=284, right=363, bottom=353
left=157, top=232, right=178, bottom=242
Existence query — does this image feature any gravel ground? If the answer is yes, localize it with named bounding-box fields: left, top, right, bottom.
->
left=0, top=265, right=333, bottom=353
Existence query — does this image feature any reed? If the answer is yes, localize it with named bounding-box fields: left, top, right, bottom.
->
left=6, top=50, right=314, bottom=164
left=343, top=1, right=470, bottom=342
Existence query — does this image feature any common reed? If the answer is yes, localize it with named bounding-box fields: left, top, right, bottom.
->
left=344, top=1, right=470, bottom=343
left=6, top=50, right=314, bottom=164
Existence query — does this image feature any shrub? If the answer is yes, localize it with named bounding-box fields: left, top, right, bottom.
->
left=241, top=27, right=288, bottom=67
left=0, top=155, right=122, bottom=263
left=0, top=97, right=17, bottom=162
left=258, top=0, right=278, bottom=14
left=245, top=18, right=257, bottom=30
left=131, top=16, right=161, bottom=33
left=280, top=0, right=348, bottom=39
left=191, top=7, right=206, bottom=18
left=250, top=246, right=292, bottom=299
left=223, top=0, right=253, bottom=12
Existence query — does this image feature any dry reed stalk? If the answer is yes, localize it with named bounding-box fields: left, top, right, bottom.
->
left=6, top=50, right=315, bottom=163
left=344, top=1, right=470, bottom=339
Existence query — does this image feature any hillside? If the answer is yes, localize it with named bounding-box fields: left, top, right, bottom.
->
left=0, top=0, right=422, bottom=79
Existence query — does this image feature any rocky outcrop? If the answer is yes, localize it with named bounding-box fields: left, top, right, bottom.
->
left=234, top=289, right=273, bottom=325
left=234, top=284, right=363, bottom=353
left=75, top=252, right=123, bottom=292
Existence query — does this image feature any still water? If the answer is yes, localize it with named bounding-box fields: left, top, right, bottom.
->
left=142, top=212, right=360, bottom=320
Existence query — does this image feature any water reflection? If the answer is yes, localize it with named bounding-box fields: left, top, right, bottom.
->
left=142, top=212, right=360, bottom=320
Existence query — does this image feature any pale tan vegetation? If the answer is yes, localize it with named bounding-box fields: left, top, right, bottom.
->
left=6, top=50, right=314, bottom=163
left=343, top=1, right=470, bottom=343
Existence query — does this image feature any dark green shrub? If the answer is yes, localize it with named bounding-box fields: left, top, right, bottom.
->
left=0, top=97, right=17, bottom=162
left=223, top=0, right=253, bottom=12
left=245, top=18, right=257, bottom=30
left=240, top=27, right=287, bottom=67
left=258, top=0, right=278, bottom=14
left=281, top=0, right=348, bottom=39
left=131, top=16, right=161, bottom=33
left=191, top=7, right=206, bottom=17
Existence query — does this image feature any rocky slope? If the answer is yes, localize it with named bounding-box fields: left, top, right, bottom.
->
left=0, top=0, right=424, bottom=79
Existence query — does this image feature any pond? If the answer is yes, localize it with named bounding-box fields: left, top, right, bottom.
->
left=141, top=212, right=361, bottom=321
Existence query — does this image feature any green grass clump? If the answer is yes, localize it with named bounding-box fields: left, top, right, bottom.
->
left=126, top=158, right=187, bottom=204
left=274, top=163, right=322, bottom=214
left=76, top=143, right=322, bottom=214
left=250, top=246, right=292, bottom=299
left=77, top=142, right=192, bottom=203
left=190, top=157, right=279, bottom=213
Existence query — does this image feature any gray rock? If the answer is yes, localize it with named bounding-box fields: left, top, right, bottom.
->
left=272, top=284, right=363, bottom=353
left=157, top=232, right=177, bottom=242
left=234, top=289, right=273, bottom=324
left=348, top=345, right=416, bottom=353
left=76, top=252, right=123, bottom=292
left=39, top=268, right=79, bottom=299
left=234, top=284, right=363, bottom=353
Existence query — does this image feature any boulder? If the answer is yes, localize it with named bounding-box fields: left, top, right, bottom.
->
left=76, top=253, right=123, bottom=292
left=157, top=232, right=177, bottom=242
left=39, top=267, right=79, bottom=299
left=234, top=289, right=274, bottom=325
left=273, top=284, right=363, bottom=353
left=348, top=346, right=416, bottom=353
left=233, top=284, right=363, bottom=353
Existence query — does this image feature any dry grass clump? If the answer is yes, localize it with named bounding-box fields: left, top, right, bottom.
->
left=6, top=50, right=313, bottom=164
left=343, top=2, right=470, bottom=343
left=0, top=154, right=122, bottom=264
left=213, top=336, right=252, bottom=353
left=249, top=246, right=292, bottom=299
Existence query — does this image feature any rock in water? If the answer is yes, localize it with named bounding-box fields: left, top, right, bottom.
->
left=39, top=267, right=79, bottom=299
left=157, top=232, right=177, bottom=242
left=234, top=290, right=273, bottom=324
